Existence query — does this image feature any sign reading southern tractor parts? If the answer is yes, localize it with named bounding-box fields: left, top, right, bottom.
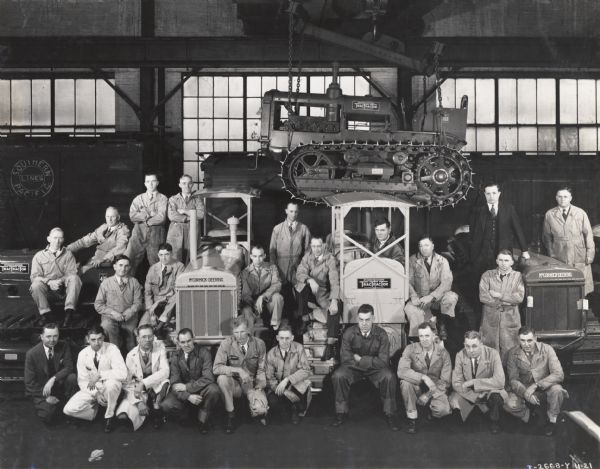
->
left=352, top=101, right=380, bottom=112
left=357, top=278, right=391, bottom=289
left=0, top=261, right=29, bottom=274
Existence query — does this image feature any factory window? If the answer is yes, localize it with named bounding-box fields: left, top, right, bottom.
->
left=0, top=77, right=116, bottom=137
left=414, top=76, right=600, bottom=155
left=182, top=73, right=370, bottom=182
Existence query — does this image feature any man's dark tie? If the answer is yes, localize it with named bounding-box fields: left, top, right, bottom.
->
left=490, top=204, right=496, bottom=218
left=425, top=257, right=432, bottom=272
left=241, top=344, right=247, bottom=355
left=471, top=358, right=478, bottom=377
left=142, top=352, right=150, bottom=365
left=185, top=353, right=191, bottom=367
left=500, top=274, right=506, bottom=281
left=562, top=209, right=568, bottom=221
left=93, top=352, right=99, bottom=369
left=48, top=348, right=55, bottom=376
left=425, top=353, right=431, bottom=369
left=288, top=224, right=293, bottom=234
left=363, top=333, right=368, bottom=339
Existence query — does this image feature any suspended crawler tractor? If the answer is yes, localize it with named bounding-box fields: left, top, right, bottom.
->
left=257, top=64, right=473, bottom=208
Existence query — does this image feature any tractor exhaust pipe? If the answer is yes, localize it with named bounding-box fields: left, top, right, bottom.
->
left=186, top=209, right=199, bottom=270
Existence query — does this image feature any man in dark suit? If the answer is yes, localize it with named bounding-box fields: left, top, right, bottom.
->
left=24, top=323, right=77, bottom=424
left=469, top=182, right=529, bottom=328
left=469, top=182, right=530, bottom=274
left=160, top=328, right=220, bottom=434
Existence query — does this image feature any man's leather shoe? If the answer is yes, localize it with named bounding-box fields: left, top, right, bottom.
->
left=254, top=416, right=268, bottom=426
left=152, top=412, right=163, bottom=429
left=198, top=421, right=210, bottom=434
left=386, top=414, right=400, bottom=432
left=224, top=413, right=235, bottom=434
left=62, top=309, right=75, bottom=328
left=544, top=422, right=555, bottom=437
left=490, top=422, right=500, bottom=434
left=406, top=418, right=417, bottom=434
left=291, top=405, right=300, bottom=425
left=330, top=413, right=346, bottom=427
left=104, top=417, right=115, bottom=433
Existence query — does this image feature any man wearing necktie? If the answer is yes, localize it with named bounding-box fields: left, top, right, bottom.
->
left=166, top=174, right=205, bottom=264
left=67, top=206, right=130, bottom=278
left=330, top=304, right=400, bottom=431
left=269, top=201, right=311, bottom=292
left=504, top=326, right=567, bottom=436
left=468, top=182, right=529, bottom=328
left=161, top=328, right=220, bottom=434
left=449, top=331, right=507, bottom=434
left=398, top=322, right=452, bottom=434
left=479, top=250, right=525, bottom=364
left=405, top=236, right=458, bottom=340
left=265, top=324, right=312, bottom=424
left=126, top=173, right=168, bottom=277
left=94, top=255, right=143, bottom=351
left=24, top=323, right=77, bottom=424
left=139, top=243, right=185, bottom=333
left=295, top=237, right=340, bottom=359
left=116, top=324, right=170, bottom=431
left=543, top=186, right=595, bottom=295
left=240, top=245, right=284, bottom=330
left=213, top=316, right=268, bottom=434
left=30, top=227, right=82, bottom=328
left=63, top=325, right=127, bottom=433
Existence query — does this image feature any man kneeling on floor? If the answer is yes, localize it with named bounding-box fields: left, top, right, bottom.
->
left=504, top=326, right=568, bottom=436
left=116, top=324, right=170, bottom=430
left=330, top=303, right=400, bottom=431
left=449, top=330, right=507, bottom=434
left=160, top=328, right=221, bottom=434
left=265, top=323, right=312, bottom=424
left=398, top=321, right=452, bottom=434
left=63, top=325, right=127, bottom=433
left=213, top=316, right=268, bottom=434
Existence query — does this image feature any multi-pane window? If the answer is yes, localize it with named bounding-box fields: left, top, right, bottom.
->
left=0, top=78, right=116, bottom=136
left=413, top=76, right=600, bottom=154
left=182, top=73, right=370, bottom=182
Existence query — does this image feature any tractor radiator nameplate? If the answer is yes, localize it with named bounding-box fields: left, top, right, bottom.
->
left=0, top=262, right=29, bottom=274
left=357, top=278, right=391, bottom=289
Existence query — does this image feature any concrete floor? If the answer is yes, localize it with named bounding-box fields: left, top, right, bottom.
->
left=2, top=377, right=598, bottom=469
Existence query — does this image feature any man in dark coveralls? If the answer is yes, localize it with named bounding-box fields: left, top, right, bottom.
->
left=330, top=303, right=399, bottom=431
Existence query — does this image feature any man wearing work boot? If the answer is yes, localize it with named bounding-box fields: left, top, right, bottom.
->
left=139, top=243, right=185, bottom=335
left=330, top=303, right=399, bottom=431
left=240, top=245, right=284, bottom=331
left=295, top=237, right=340, bottom=360
left=265, top=323, right=312, bottom=424
left=504, top=326, right=568, bottom=436
left=398, top=321, right=452, bottom=434
left=404, top=235, right=458, bottom=342
left=213, top=316, right=268, bottom=434
left=30, top=227, right=82, bottom=328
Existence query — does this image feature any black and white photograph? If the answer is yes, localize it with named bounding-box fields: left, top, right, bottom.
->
left=0, top=1, right=599, bottom=468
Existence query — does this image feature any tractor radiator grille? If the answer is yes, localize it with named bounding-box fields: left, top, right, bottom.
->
left=177, top=288, right=236, bottom=338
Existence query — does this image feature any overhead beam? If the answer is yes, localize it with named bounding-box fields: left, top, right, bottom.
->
left=0, top=37, right=599, bottom=69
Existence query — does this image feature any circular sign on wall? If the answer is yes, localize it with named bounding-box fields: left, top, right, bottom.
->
left=10, top=159, right=55, bottom=199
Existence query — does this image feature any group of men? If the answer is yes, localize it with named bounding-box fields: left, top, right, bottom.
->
left=30, top=173, right=202, bottom=330
left=23, top=175, right=592, bottom=436
left=24, top=317, right=311, bottom=434
left=24, top=305, right=566, bottom=437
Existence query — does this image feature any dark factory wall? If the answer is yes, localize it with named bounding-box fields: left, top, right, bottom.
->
left=0, top=141, right=143, bottom=250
